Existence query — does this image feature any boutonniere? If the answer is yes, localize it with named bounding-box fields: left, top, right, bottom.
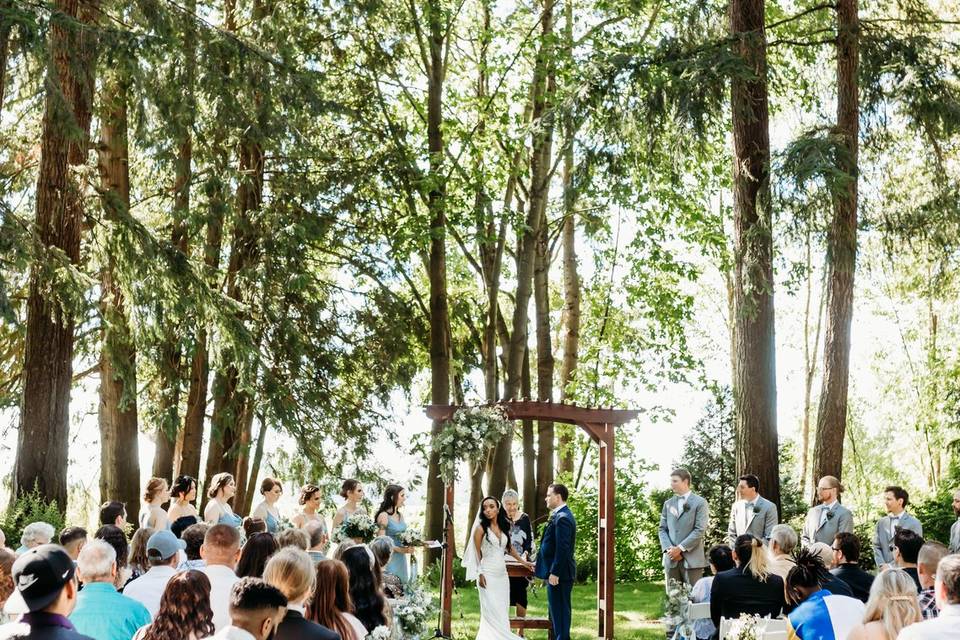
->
left=826, top=509, right=836, bottom=520
left=682, top=502, right=691, bottom=514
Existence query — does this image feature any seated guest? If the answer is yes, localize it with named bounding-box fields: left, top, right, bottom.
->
left=93, top=526, right=130, bottom=590
left=17, top=523, right=55, bottom=555
left=170, top=516, right=198, bottom=541
left=368, top=537, right=402, bottom=599
left=331, top=540, right=357, bottom=563
left=242, top=518, right=267, bottom=540
left=277, top=529, right=310, bottom=552
left=894, top=528, right=925, bottom=592
left=58, top=528, right=88, bottom=563
left=899, top=553, right=960, bottom=639
left=766, top=524, right=798, bottom=580
left=917, top=542, right=948, bottom=619
left=200, top=524, right=242, bottom=631
left=848, top=568, right=922, bottom=640
left=831, top=531, right=874, bottom=603
left=309, top=559, right=365, bottom=640
left=691, top=545, right=734, bottom=640
left=0, top=549, right=16, bottom=617
left=237, top=533, right=279, bottom=579
left=70, top=540, right=151, bottom=640
left=263, top=548, right=339, bottom=639
left=785, top=548, right=865, bottom=640
left=98, top=503, right=126, bottom=529
left=709, top=535, right=784, bottom=632
left=178, top=523, right=208, bottom=571
left=132, top=571, right=214, bottom=640
left=208, top=578, right=287, bottom=640
left=341, top=546, right=389, bottom=634
left=305, top=522, right=327, bottom=565
left=807, top=542, right=854, bottom=597
left=124, top=530, right=185, bottom=618
left=128, top=527, right=156, bottom=583
left=0, top=545, right=91, bottom=639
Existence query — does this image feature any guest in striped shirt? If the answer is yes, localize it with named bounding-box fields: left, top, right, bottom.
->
left=917, top=542, right=948, bottom=619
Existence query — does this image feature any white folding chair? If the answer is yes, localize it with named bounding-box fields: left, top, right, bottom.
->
left=762, top=631, right=787, bottom=640
left=718, top=617, right=732, bottom=639
left=761, top=619, right=788, bottom=633
left=688, top=602, right=711, bottom=620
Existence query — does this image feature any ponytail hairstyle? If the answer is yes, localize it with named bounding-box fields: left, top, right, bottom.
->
left=734, top=534, right=770, bottom=582
left=785, top=547, right=831, bottom=604
left=340, top=479, right=361, bottom=499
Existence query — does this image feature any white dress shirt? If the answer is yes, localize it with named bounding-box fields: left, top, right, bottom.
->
left=123, top=564, right=178, bottom=618
left=206, top=625, right=257, bottom=640
left=898, top=603, right=960, bottom=639
left=201, top=564, right=240, bottom=632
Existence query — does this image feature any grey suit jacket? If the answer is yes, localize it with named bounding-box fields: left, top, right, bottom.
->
left=873, top=512, right=923, bottom=568
left=659, top=493, right=709, bottom=569
left=727, top=496, right=778, bottom=544
left=801, top=502, right=854, bottom=546
left=950, top=519, right=960, bottom=554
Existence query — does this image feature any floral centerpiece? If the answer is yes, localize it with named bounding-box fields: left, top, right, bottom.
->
left=333, top=512, right=378, bottom=543
left=397, top=526, right=424, bottom=547
left=663, top=579, right=694, bottom=640
left=365, top=626, right=392, bottom=640
left=726, top=614, right=763, bottom=640
left=393, top=581, right=435, bottom=639
left=434, top=405, right=512, bottom=484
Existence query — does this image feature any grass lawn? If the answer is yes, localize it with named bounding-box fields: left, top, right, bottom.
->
left=439, top=581, right=666, bottom=639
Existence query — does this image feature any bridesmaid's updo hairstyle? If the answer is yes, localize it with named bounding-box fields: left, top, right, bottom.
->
left=340, top=479, right=360, bottom=499
left=172, top=475, right=196, bottom=500
left=299, top=484, right=321, bottom=506
left=143, top=477, right=168, bottom=503
left=375, top=484, right=404, bottom=521
left=260, top=477, right=282, bottom=496
left=208, top=472, right=234, bottom=499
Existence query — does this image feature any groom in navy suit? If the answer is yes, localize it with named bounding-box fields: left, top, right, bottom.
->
left=535, top=483, right=576, bottom=640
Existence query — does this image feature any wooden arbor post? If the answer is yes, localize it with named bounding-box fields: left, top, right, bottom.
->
left=425, top=401, right=638, bottom=640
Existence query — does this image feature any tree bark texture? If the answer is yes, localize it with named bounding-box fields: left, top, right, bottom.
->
left=534, top=171, right=554, bottom=523
left=521, top=347, right=537, bottom=511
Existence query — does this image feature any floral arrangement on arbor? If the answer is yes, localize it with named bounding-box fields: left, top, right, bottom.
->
left=393, top=582, right=435, bottom=638
left=397, top=526, right=424, bottom=547
left=726, top=614, right=763, bottom=640
left=663, top=579, right=694, bottom=640
left=332, top=512, right=379, bottom=543
left=434, top=405, right=513, bottom=484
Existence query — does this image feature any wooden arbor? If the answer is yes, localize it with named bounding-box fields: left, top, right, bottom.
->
left=424, top=400, right=639, bottom=640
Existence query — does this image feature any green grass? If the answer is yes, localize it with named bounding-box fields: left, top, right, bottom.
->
left=439, top=581, right=666, bottom=639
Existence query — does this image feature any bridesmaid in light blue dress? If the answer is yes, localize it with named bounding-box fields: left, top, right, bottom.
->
left=204, top=472, right=243, bottom=528
left=251, top=477, right=283, bottom=534
left=375, top=484, right=412, bottom=583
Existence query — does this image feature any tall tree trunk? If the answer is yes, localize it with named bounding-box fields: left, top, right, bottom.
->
left=0, top=0, right=12, bottom=113
left=533, top=176, right=554, bottom=524
left=521, top=347, right=537, bottom=510
left=97, top=61, right=141, bottom=525
left=14, top=0, right=99, bottom=510
left=422, top=0, right=450, bottom=567
left=243, top=413, right=269, bottom=514
left=556, top=0, right=579, bottom=480
left=729, top=0, right=780, bottom=511
left=490, top=0, right=556, bottom=496
left=812, top=0, right=859, bottom=490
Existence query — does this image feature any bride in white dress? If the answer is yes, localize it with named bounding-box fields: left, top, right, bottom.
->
left=462, top=497, right=536, bottom=640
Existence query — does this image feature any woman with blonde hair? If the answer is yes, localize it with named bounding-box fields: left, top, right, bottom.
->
left=847, top=569, right=922, bottom=640
left=263, top=547, right=340, bottom=639
left=141, top=478, right=171, bottom=530
left=709, top=534, right=785, bottom=627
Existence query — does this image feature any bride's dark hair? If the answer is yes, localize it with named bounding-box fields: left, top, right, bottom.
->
left=479, top=496, right=512, bottom=543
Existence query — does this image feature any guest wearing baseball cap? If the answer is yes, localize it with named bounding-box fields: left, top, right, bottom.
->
left=69, top=540, right=150, bottom=640
left=123, top=531, right=186, bottom=618
left=0, top=544, right=92, bottom=639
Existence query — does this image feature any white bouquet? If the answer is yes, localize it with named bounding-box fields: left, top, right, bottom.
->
left=333, top=512, right=379, bottom=543
left=365, top=626, right=392, bottom=640
left=396, top=527, right=424, bottom=547
left=726, top=614, right=763, bottom=640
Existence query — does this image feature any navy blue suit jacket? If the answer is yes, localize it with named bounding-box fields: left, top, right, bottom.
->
left=535, top=505, right=577, bottom=582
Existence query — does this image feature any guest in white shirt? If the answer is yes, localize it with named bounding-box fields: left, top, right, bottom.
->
left=205, top=577, right=287, bottom=640
left=899, top=554, right=960, bottom=639
left=690, top=544, right=734, bottom=640
left=201, top=524, right=243, bottom=632
left=124, top=530, right=186, bottom=618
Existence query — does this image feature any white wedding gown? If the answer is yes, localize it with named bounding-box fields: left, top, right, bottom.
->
left=475, top=530, right=523, bottom=640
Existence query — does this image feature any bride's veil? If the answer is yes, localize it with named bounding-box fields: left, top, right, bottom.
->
left=460, top=504, right=487, bottom=581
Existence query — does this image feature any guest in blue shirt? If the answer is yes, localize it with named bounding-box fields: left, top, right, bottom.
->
left=69, top=540, right=150, bottom=640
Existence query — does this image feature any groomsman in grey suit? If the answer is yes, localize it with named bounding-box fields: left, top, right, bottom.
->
left=950, top=489, right=960, bottom=553
left=801, top=475, right=854, bottom=546
left=874, top=485, right=923, bottom=570
left=659, top=468, right=709, bottom=586
left=726, top=474, right=778, bottom=544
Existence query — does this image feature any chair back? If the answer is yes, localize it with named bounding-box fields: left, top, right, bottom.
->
left=688, top=602, right=711, bottom=620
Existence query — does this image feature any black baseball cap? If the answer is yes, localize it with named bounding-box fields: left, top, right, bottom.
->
left=11, top=544, right=76, bottom=612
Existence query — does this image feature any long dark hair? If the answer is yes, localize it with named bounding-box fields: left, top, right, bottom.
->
left=236, top=532, right=279, bottom=578
left=479, top=496, right=511, bottom=543
left=374, top=484, right=404, bottom=521
left=341, top=546, right=387, bottom=632
left=141, top=570, right=215, bottom=640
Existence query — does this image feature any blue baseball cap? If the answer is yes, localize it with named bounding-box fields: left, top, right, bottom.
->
left=146, top=530, right=187, bottom=561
